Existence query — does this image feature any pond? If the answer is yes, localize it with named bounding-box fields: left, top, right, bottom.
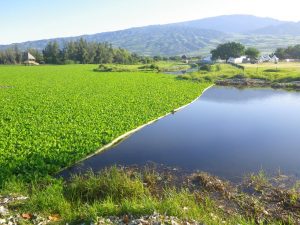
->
left=60, top=86, right=300, bottom=181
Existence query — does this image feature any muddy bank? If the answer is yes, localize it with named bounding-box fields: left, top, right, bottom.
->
left=216, top=78, right=300, bottom=90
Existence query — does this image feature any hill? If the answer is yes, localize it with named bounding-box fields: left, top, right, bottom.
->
left=0, top=25, right=226, bottom=56
left=251, top=22, right=300, bottom=35
left=1, top=15, right=299, bottom=56
left=175, top=15, right=283, bottom=33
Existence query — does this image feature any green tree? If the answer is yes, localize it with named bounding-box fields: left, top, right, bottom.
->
left=76, top=38, right=89, bottom=64
left=211, top=42, right=245, bottom=60
left=94, top=43, right=113, bottom=64
left=62, top=41, right=77, bottom=63
left=13, top=45, right=22, bottom=63
left=275, top=48, right=287, bottom=59
left=43, top=41, right=61, bottom=64
left=275, top=45, right=300, bottom=59
left=245, top=47, right=260, bottom=60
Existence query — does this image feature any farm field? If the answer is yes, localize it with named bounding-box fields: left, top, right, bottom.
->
left=0, top=64, right=210, bottom=182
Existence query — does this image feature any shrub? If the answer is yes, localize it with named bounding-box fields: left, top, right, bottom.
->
left=233, top=74, right=247, bottom=79
left=264, top=69, right=281, bottom=72
left=138, top=64, right=160, bottom=71
left=64, top=60, right=76, bottom=65
left=96, top=64, right=113, bottom=72
left=200, top=64, right=212, bottom=72
left=65, top=168, right=148, bottom=203
left=190, top=63, right=198, bottom=68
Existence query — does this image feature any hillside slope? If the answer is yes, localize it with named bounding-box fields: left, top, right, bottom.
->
left=175, top=15, right=283, bottom=33
left=1, top=15, right=299, bottom=56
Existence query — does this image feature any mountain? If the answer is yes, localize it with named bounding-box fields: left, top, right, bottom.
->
left=0, top=15, right=299, bottom=56
left=82, top=25, right=226, bottom=56
left=251, top=22, right=300, bottom=35
left=0, top=25, right=226, bottom=56
left=174, top=15, right=284, bottom=33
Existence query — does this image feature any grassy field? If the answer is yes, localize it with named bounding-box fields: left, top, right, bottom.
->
left=242, top=62, right=300, bottom=82
left=0, top=64, right=210, bottom=182
left=180, top=62, right=300, bottom=83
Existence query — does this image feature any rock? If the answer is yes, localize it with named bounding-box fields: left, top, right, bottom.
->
left=0, top=206, right=8, bottom=216
left=152, top=222, right=161, bottom=225
left=171, top=220, right=179, bottom=225
left=137, top=219, right=149, bottom=225
left=21, top=213, right=33, bottom=220
left=123, top=215, right=130, bottom=224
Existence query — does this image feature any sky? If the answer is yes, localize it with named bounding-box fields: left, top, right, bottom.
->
left=1, top=0, right=300, bottom=44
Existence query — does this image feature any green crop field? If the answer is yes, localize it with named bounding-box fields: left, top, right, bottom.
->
left=0, top=64, right=210, bottom=182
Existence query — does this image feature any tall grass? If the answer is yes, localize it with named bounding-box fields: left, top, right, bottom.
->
left=1, top=168, right=289, bottom=225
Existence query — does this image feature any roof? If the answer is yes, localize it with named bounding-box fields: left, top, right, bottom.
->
left=26, top=52, right=36, bottom=61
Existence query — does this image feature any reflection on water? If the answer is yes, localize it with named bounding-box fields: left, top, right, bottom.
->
left=61, top=86, right=300, bottom=181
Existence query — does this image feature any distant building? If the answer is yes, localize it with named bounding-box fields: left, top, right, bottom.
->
left=270, top=55, right=279, bottom=63
left=215, top=58, right=226, bottom=63
left=258, top=55, right=279, bottom=63
left=23, top=52, right=39, bottom=65
left=284, top=59, right=300, bottom=62
left=181, top=55, right=189, bottom=64
left=200, top=55, right=213, bottom=64
left=227, top=56, right=247, bottom=64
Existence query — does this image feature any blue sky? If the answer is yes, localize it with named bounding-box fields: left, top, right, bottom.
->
left=1, top=0, right=299, bottom=44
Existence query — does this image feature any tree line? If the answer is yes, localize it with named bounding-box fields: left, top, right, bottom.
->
left=275, top=45, right=300, bottom=59
left=211, top=42, right=300, bottom=61
left=211, top=42, right=260, bottom=61
left=0, top=39, right=158, bottom=65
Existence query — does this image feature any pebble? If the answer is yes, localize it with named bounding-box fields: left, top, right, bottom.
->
left=0, top=206, right=8, bottom=216
left=0, top=194, right=204, bottom=225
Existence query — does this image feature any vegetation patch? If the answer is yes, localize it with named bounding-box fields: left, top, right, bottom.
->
left=264, top=68, right=282, bottom=72
left=1, top=166, right=300, bottom=224
left=0, top=65, right=210, bottom=182
left=179, top=63, right=300, bottom=90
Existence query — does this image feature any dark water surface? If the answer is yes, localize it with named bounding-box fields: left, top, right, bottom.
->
left=61, top=86, right=300, bottom=181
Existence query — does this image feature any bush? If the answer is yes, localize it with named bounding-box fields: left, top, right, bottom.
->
left=65, top=168, right=148, bottom=203
left=190, top=63, right=198, bottom=68
left=96, top=64, right=113, bottom=72
left=64, top=60, right=76, bottom=65
left=233, top=74, right=247, bottom=79
left=264, top=69, right=281, bottom=72
left=94, top=64, right=132, bottom=72
left=138, top=64, right=160, bottom=71
left=200, top=64, right=212, bottom=72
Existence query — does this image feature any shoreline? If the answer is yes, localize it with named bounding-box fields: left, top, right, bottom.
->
left=3, top=165, right=300, bottom=225
left=216, top=78, right=300, bottom=90
left=58, top=84, right=214, bottom=174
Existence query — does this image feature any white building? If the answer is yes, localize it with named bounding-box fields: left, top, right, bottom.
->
left=258, top=55, right=278, bottom=63
left=23, top=52, right=39, bottom=65
left=200, top=55, right=213, bottom=64
left=227, top=56, right=247, bottom=64
left=270, top=55, right=279, bottom=63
